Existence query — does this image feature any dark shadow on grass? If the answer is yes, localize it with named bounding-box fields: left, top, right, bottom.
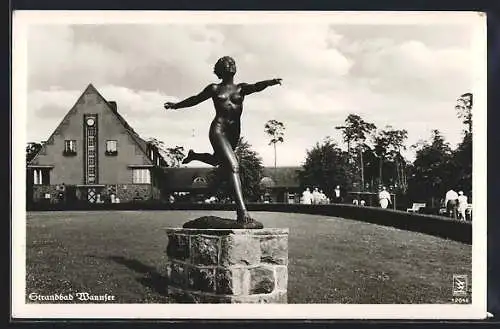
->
left=105, top=255, right=169, bottom=295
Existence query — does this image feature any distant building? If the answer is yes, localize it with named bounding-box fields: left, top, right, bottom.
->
left=162, top=167, right=211, bottom=202
left=162, top=166, right=302, bottom=204
left=260, top=167, right=302, bottom=203
left=27, top=84, right=167, bottom=204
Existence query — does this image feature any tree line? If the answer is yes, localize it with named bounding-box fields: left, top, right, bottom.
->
left=299, top=93, right=473, bottom=209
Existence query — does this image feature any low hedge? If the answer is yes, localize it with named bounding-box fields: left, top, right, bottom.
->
left=27, top=202, right=471, bottom=244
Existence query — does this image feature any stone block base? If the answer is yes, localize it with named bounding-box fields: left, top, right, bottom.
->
left=167, top=286, right=287, bottom=304
left=165, top=227, right=289, bottom=304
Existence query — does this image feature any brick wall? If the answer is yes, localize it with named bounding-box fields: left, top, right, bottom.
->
left=32, top=185, right=60, bottom=203
left=115, top=184, right=152, bottom=202
left=32, top=183, right=160, bottom=204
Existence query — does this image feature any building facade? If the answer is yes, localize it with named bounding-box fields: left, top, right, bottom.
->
left=260, top=167, right=302, bottom=203
left=27, top=84, right=166, bottom=205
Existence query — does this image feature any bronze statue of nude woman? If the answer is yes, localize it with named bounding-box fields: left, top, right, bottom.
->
left=164, top=56, right=282, bottom=229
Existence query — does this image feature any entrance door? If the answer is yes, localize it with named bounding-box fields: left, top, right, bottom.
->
left=66, top=185, right=77, bottom=205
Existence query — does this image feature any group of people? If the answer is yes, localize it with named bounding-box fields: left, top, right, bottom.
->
left=299, top=185, right=393, bottom=208
left=299, top=186, right=345, bottom=205
left=351, top=187, right=392, bottom=209
left=444, top=189, right=469, bottom=221
left=95, top=193, right=121, bottom=204
left=300, top=187, right=330, bottom=205
left=352, top=199, right=366, bottom=206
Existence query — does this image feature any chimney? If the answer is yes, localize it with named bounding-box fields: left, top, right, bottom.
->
left=108, top=101, right=117, bottom=113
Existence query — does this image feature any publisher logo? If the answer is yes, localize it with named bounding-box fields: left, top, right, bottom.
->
left=453, top=274, right=468, bottom=297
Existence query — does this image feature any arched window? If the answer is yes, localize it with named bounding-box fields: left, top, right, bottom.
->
left=193, top=176, right=207, bottom=184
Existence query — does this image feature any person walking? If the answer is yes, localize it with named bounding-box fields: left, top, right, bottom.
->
left=312, top=188, right=321, bottom=205
left=445, top=189, right=459, bottom=219
left=334, top=185, right=342, bottom=203
left=301, top=188, right=312, bottom=205
left=57, top=183, right=66, bottom=205
left=378, top=186, right=391, bottom=209
left=319, top=190, right=327, bottom=204
left=457, top=191, right=468, bottom=221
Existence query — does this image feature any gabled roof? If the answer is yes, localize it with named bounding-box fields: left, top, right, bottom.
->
left=29, top=83, right=157, bottom=166
left=163, top=167, right=213, bottom=190
left=87, top=84, right=154, bottom=164
left=262, top=166, right=302, bottom=188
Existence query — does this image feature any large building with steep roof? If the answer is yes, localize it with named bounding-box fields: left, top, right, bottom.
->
left=27, top=84, right=167, bottom=204
left=27, top=83, right=304, bottom=205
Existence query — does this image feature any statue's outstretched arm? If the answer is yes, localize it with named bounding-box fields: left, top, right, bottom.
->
left=240, top=79, right=282, bottom=96
left=164, top=84, right=214, bottom=110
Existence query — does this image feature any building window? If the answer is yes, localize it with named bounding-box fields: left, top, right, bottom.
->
left=63, top=140, right=77, bottom=156
left=33, top=169, right=50, bottom=185
left=193, top=177, right=207, bottom=184
left=132, top=169, right=151, bottom=184
left=105, top=140, right=118, bottom=156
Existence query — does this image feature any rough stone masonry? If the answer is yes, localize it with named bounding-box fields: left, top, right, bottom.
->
left=165, top=228, right=289, bottom=303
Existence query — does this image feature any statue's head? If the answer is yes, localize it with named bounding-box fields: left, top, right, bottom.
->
left=214, top=56, right=236, bottom=79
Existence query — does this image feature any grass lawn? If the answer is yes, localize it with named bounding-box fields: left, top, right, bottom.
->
left=25, top=210, right=471, bottom=304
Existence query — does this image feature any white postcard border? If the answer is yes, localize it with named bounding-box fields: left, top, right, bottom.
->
left=12, top=10, right=488, bottom=319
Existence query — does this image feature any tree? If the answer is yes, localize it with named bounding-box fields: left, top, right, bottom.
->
left=264, top=120, right=285, bottom=171
left=451, top=92, right=473, bottom=197
left=407, top=130, right=454, bottom=206
left=373, top=133, right=390, bottom=186
left=383, top=127, right=408, bottom=192
left=298, top=137, right=351, bottom=197
left=455, top=93, right=473, bottom=134
left=451, top=133, right=472, bottom=196
left=26, top=142, right=43, bottom=163
left=407, top=92, right=474, bottom=207
left=165, top=146, right=186, bottom=168
left=360, top=145, right=379, bottom=190
left=207, top=137, right=264, bottom=202
left=373, top=126, right=408, bottom=191
left=26, top=141, right=44, bottom=207
left=336, top=114, right=376, bottom=190
left=146, top=138, right=185, bottom=167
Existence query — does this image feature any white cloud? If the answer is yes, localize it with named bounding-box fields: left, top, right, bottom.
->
left=218, top=25, right=352, bottom=83
left=26, top=23, right=475, bottom=166
left=347, top=38, right=472, bottom=100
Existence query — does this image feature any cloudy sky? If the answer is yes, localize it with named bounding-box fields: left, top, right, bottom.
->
left=25, top=17, right=477, bottom=167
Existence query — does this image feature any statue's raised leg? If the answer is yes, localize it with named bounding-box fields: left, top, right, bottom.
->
left=182, top=150, right=218, bottom=166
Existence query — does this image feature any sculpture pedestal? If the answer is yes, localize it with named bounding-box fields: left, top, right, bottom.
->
left=165, top=227, right=288, bottom=303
